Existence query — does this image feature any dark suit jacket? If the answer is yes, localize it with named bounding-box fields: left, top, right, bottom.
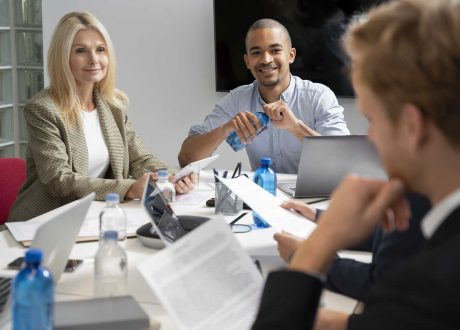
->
left=325, top=193, right=430, bottom=300
left=252, top=206, right=460, bottom=330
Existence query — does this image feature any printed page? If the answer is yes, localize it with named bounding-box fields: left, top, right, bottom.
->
left=137, top=218, right=263, bottom=330
left=219, top=176, right=317, bottom=238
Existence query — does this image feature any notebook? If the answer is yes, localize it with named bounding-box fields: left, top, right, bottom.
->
left=136, top=176, right=209, bottom=248
left=278, top=136, right=387, bottom=198
left=0, top=193, right=94, bottom=326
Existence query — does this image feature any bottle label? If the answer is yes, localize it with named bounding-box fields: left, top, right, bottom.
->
left=226, top=112, right=269, bottom=152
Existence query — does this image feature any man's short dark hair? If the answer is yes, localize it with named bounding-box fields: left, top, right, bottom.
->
left=245, top=18, right=292, bottom=52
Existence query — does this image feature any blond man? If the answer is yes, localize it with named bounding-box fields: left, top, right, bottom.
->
left=252, top=0, right=460, bottom=329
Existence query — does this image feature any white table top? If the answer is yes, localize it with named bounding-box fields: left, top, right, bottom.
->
left=0, top=171, right=370, bottom=329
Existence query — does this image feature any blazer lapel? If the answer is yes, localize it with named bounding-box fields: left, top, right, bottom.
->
left=94, top=92, right=124, bottom=178
left=68, top=115, right=88, bottom=175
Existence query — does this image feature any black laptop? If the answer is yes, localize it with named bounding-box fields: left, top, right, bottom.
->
left=137, top=176, right=209, bottom=248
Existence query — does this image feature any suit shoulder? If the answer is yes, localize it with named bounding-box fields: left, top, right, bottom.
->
left=24, top=89, right=59, bottom=115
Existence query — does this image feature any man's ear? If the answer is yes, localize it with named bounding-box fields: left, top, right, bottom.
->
left=244, top=54, right=250, bottom=69
left=289, top=48, right=296, bottom=64
left=401, top=103, right=428, bottom=148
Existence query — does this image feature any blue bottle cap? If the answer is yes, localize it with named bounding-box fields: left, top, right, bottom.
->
left=25, top=248, right=43, bottom=263
left=260, top=157, right=272, bottom=166
left=103, top=230, right=118, bottom=241
left=105, top=193, right=120, bottom=203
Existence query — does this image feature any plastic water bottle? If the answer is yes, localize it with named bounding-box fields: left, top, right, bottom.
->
left=94, top=230, right=128, bottom=297
left=226, top=112, right=269, bottom=151
left=156, top=168, right=176, bottom=203
left=12, top=248, right=54, bottom=330
left=252, top=157, right=277, bottom=228
left=99, top=193, right=127, bottom=246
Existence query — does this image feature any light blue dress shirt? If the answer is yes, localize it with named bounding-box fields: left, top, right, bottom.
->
left=189, top=75, right=350, bottom=174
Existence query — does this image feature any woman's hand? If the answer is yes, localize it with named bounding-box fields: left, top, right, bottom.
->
left=171, top=172, right=198, bottom=194
left=126, top=172, right=158, bottom=200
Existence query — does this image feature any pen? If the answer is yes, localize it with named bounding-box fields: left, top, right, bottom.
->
left=213, top=168, right=219, bottom=183
left=229, top=212, right=248, bottom=225
left=254, top=259, right=263, bottom=276
left=231, top=162, right=242, bottom=179
left=307, top=197, right=330, bottom=205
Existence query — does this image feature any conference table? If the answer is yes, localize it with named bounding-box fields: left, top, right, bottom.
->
left=0, top=172, right=371, bottom=329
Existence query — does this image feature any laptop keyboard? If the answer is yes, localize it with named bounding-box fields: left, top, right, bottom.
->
left=0, top=277, right=12, bottom=315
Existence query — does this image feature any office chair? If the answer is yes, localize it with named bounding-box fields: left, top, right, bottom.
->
left=0, top=158, right=26, bottom=224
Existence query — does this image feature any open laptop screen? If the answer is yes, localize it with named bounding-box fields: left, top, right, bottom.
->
left=142, top=177, right=186, bottom=244
left=278, top=136, right=387, bottom=198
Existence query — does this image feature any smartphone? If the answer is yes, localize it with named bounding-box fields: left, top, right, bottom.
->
left=7, top=257, right=83, bottom=272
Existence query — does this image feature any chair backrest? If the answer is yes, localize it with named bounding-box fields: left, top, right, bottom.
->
left=0, top=158, right=26, bottom=224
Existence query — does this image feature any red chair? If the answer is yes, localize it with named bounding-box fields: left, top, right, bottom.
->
left=0, top=158, right=26, bottom=224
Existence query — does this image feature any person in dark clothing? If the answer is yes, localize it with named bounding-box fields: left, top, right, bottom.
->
left=276, top=193, right=430, bottom=301
left=252, top=0, right=460, bottom=329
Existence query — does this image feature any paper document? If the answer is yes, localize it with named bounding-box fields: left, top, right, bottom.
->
left=6, top=200, right=150, bottom=245
left=137, top=218, right=263, bottom=330
left=174, top=189, right=213, bottom=205
left=219, top=176, right=317, bottom=238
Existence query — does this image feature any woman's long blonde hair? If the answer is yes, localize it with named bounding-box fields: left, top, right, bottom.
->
left=47, top=12, right=127, bottom=124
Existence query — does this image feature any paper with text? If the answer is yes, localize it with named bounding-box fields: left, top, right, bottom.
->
left=137, top=218, right=263, bottom=330
left=219, top=176, right=317, bottom=238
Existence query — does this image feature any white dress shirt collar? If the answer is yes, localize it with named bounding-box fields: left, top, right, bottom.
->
left=421, top=188, right=460, bottom=238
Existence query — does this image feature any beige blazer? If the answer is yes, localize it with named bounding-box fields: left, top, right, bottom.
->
left=9, top=89, right=170, bottom=221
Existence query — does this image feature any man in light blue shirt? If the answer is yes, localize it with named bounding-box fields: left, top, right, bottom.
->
left=179, top=19, right=349, bottom=174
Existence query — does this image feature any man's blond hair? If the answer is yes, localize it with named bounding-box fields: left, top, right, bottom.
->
left=344, top=0, right=460, bottom=145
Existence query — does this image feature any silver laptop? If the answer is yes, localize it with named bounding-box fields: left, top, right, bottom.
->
left=278, top=136, right=387, bottom=198
left=137, top=176, right=209, bottom=249
left=0, top=193, right=94, bottom=326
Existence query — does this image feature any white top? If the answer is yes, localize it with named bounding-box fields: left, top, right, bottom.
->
left=421, top=188, right=460, bottom=238
left=79, top=109, right=110, bottom=178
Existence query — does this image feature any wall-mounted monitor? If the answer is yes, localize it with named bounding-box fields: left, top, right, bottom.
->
left=213, top=0, right=387, bottom=97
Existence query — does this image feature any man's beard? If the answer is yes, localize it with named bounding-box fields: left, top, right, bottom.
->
left=259, top=77, right=280, bottom=87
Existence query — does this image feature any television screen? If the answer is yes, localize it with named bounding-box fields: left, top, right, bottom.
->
left=214, top=0, right=387, bottom=97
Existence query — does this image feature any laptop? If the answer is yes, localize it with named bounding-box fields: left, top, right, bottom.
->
left=0, top=193, right=94, bottom=326
left=278, top=136, right=387, bottom=198
left=137, top=176, right=209, bottom=249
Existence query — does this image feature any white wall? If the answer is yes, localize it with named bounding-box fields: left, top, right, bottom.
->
left=42, top=0, right=366, bottom=171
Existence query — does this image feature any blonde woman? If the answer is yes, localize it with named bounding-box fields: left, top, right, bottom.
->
left=9, top=12, right=196, bottom=221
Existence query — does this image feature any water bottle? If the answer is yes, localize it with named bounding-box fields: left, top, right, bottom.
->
left=99, top=193, right=127, bottom=246
left=252, top=157, right=277, bottom=228
left=226, top=112, right=269, bottom=152
left=12, top=248, right=54, bottom=330
left=94, top=230, right=128, bottom=297
left=156, top=168, right=176, bottom=203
